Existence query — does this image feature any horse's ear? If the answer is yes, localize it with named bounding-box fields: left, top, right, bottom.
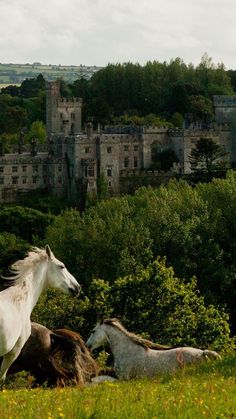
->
left=97, top=312, right=104, bottom=324
left=45, top=245, right=52, bottom=259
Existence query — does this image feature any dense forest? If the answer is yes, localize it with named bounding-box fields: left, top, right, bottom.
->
left=1, top=54, right=236, bottom=144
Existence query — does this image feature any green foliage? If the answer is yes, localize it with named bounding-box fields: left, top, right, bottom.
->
left=0, top=133, right=18, bottom=152
left=0, top=232, right=29, bottom=278
left=46, top=200, right=153, bottom=287
left=20, top=74, right=46, bottom=98
left=43, top=174, right=236, bottom=334
left=189, top=95, right=213, bottom=118
left=97, top=173, right=109, bottom=201
left=17, top=190, right=69, bottom=215
left=189, top=137, right=229, bottom=182
left=150, top=148, right=179, bottom=171
left=0, top=205, right=54, bottom=242
left=0, top=94, right=27, bottom=134
left=25, top=120, right=46, bottom=144
left=109, top=259, right=233, bottom=352
left=31, top=290, right=90, bottom=334
left=170, top=112, right=184, bottom=127
left=113, top=113, right=172, bottom=127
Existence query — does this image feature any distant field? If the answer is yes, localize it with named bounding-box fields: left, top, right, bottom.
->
left=0, top=63, right=103, bottom=84
left=0, top=83, right=20, bottom=89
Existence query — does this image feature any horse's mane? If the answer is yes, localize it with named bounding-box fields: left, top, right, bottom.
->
left=50, top=328, right=100, bottom=386
left=1, top=247, right=48, bottom=287
left=102, top=318, right=172, bottom=351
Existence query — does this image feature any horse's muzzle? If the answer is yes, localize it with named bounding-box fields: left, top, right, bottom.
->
left=69, top=284, right=81, bottom=297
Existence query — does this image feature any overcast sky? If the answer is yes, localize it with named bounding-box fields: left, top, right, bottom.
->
left=1, top=0, right=236, bottom=69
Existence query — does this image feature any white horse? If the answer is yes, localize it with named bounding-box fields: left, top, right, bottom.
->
left=86, top=318, right=221, bottom=380
left=0, top=245, right=81, bottom=384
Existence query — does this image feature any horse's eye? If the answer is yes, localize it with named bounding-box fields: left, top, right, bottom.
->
left=60, top=265, right=65, bottom=269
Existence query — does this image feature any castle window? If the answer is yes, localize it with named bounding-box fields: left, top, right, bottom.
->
left=43, top=176, right=47, bottom=184
left=0, top=177, right=4, bottom=184
left=22, top=165, right=27, bottom=172
left=58, top=177, right=63, bottom=184
left=43, top=165, right=47, bottom=173
left=33, top=165, right=38, bottom=172
left=58, top=165, right=62, bottom=172
left=22, top=177, right=27, bottom=184
left=71, top=113, right=75, bottom=120
left=12, top=166, right=18, bottom=173
left=60, top=113, right=63, bottom=119
left=124, top=145, right=129, bottom=151
left=12, top=176, right=18, bottom=184
left=84, top=165, right=94, bottom=177
left=107, top=146, right=112, bottom=153
left=134, top=144, right=139, bottom=151
left=107, top=166, right=112, bottom=177
left=134, top=156, right=138, bottom=168
left=88, top=166, right=94, bottom=177
left=0, top=166, right=4, bottom=173
left=32, top=176, right=38, bottom=184
left=88, top=181, right=95, bottom=188
left=85, top=147, right=90, bottom=153
left=124, top=157, right=129, bottom=168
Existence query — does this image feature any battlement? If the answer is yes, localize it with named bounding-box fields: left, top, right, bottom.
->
left=142, top=126, right=170, bottom=133
left=213, top=95, right=236, bottom=107
left=57, top=97, right=82, bottom=105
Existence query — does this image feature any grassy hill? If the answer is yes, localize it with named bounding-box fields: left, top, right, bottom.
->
left=0, top=62, right=102, bottom=87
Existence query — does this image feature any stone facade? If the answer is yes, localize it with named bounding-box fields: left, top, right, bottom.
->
left=0, top=82, right=235, bottom=203
left=213, top=95, right=236, bottom=124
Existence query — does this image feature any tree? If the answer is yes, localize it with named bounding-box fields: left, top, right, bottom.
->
left=109, top=258, right=234, bottom=352
left=0, top=206, right=54, bottom=242
left=151, top=148, right=179, bottom=171
left=25, top=120, right=46, bottom=144
left=189, top=138, right=228, bottom=181
left=170, top=112, right=184, bottom=128
left=0, top=232, right=29, bottom=280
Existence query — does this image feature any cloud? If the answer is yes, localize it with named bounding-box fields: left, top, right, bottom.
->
left=0, top=0, right=236, bottom=68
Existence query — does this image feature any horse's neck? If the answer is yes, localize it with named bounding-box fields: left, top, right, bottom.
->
left=16, top=263, right=47, bottom=315
left=106, top=327, right=140, bottom=359
left=29, top=262, right=48, bottom=311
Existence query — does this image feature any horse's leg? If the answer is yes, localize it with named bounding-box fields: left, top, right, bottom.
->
left=0, top=344, right=24, bottom=385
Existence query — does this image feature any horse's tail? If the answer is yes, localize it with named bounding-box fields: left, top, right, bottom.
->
left=203, top=350, right=221, bottom=360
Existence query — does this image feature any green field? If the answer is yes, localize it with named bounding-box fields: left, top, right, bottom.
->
left=0, top=356, right=235, bottom=418
left=0, top=63, right=103, bottom=84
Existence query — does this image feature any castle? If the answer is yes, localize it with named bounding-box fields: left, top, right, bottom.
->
left=0, top=82, right=236, bottom=204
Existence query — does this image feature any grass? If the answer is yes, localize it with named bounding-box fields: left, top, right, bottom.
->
left=0, top=83, right=20, bottom=88
left=0, top=63, right=102, bottom=84
left=0, top=356, right=235, bottom=418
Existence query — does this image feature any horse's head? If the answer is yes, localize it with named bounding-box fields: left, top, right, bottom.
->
left=86, top=322, right=107, bottom=351
left=45, top=245, right=81, bottom=297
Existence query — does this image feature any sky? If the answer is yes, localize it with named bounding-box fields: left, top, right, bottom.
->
left=1, top=0, right=236, bottom=69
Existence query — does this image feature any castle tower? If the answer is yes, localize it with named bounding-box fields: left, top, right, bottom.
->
left=46, top=81, right=83, bottom=138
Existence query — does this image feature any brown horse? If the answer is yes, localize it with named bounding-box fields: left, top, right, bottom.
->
left=5, top=322, right=100, bottom=387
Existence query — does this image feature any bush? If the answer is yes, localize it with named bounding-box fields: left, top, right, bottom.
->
left=109, top=258, right=234, bottom=353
